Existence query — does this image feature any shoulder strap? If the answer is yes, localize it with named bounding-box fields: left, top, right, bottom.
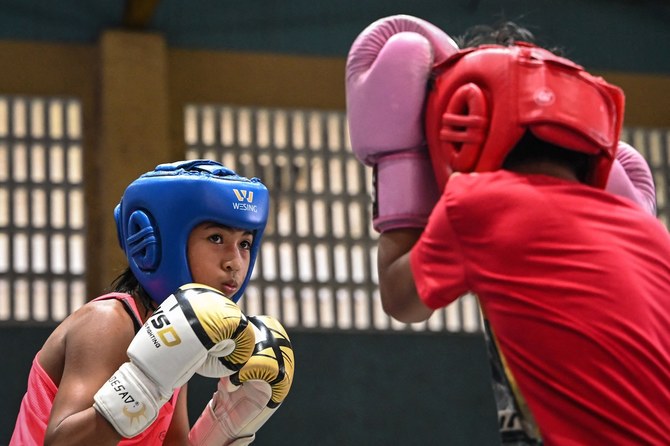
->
left=92, top=293, right=143, bottom=334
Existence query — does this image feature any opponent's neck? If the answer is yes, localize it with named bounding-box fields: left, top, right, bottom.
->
left=507, top=161, right=580, bottom=183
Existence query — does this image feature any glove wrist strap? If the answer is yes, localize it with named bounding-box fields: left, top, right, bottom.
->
left=189, top=399, right=256, bottom=446
left=373, top=150, right=440, bottom=232
left=93, top=362, right=165, bottom=438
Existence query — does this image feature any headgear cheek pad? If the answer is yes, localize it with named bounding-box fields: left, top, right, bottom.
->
left=114, top=160, right=269, bottom=304
left=424, top=43, right=625, bottom=191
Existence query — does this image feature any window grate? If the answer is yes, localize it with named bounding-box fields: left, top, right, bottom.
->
left=2, top=100, right=667, bottom=332
left=0, top=95, right=86, bottom=324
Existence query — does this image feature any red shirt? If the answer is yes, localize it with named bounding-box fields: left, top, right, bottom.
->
left=411, top=171, right=670, bottom=445
left=10, top=293, right=180, bottom=445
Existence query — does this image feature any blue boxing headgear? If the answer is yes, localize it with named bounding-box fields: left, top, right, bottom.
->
left=114, top=159, right=269, bottom=304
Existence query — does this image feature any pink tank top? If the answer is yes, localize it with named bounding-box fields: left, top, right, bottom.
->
left=9, top=293, right=180, bottom=445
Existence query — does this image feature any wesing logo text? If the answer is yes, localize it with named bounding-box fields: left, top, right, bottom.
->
left=232, top=189, right=258, bottom=212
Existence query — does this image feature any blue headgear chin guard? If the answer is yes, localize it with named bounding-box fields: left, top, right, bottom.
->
left=114, top=159, right=269, bottom=304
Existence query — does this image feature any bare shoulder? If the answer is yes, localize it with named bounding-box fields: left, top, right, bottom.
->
left=40, top=298, right=137, bottom=386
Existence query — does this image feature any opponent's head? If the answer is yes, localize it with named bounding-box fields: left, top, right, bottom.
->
left=115, top=160, right=269, bottom=304
left=424, top=43, right=624, bottom=190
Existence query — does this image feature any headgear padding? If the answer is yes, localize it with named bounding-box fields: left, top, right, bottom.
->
left=115, top=160, right=269, bottom=304
left=425, top=43, right=625, bottom=190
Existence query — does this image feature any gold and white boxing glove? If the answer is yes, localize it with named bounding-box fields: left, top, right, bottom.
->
left=189, top=315, right=295, bottom=446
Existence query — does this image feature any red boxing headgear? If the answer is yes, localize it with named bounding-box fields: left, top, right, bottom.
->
left=425, top=43, right=625, bottom=190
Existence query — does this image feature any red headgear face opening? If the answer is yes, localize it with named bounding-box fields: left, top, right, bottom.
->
left=424, top=43, right=625, bottom=191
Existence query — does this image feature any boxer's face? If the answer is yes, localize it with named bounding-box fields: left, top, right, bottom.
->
left=187, top=222, right=253, bottom=299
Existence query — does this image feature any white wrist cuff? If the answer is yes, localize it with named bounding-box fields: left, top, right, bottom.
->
left=93, top=362, right=164, bottom=438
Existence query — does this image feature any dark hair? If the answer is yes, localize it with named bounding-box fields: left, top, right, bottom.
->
left=110, top=267, right=156, bottom=317
left=456, top=21, right=564, bottom=56
left=502, top=131, right=590, bottom=183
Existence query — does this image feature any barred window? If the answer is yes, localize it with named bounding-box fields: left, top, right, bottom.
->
left=0, top=95, right=85, bottom=323
left=2, top=99, right=668, bottom=332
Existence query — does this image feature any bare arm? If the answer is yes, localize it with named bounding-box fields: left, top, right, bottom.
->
left=378, top=229, right=434, bottom=323
left=44, top=302, right=134, bottom=445
left=164, top=384, right=190, bottom=446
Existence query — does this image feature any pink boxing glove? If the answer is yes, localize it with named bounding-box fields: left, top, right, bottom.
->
left=346, top=14, right=459, bottom=232
left=606, top=141, right=657, bottom=215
